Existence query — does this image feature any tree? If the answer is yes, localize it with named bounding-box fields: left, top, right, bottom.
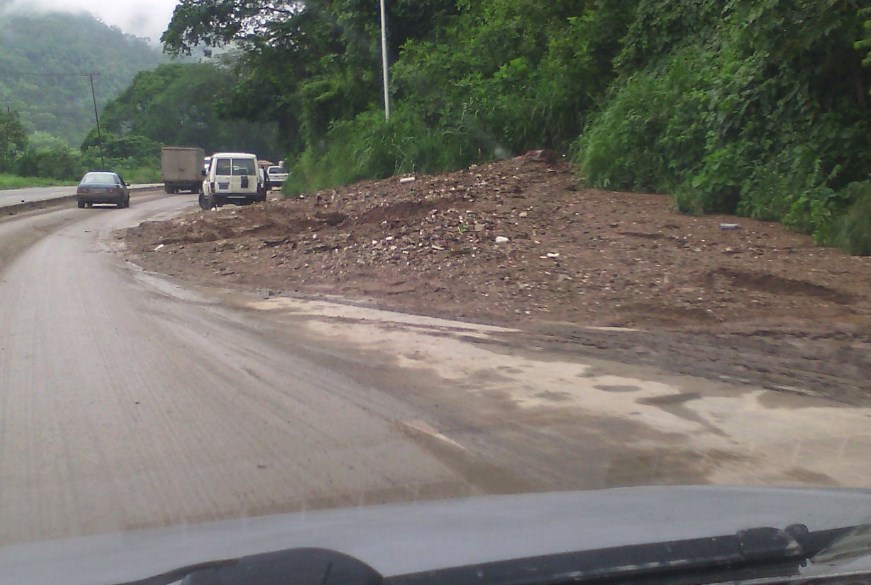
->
left=90, top=62, right=279, bottom=159
left=15, top=132, right=82, bottom=180
left=0, top=109, right=28, bottom=173
left=161, top=0, right=457, bottom=57
left=80, top=131, right=160, bottom=162
left=157, top=0, right=871, bottom=255
left=161, top=0, right=302, bottom=55
left=161, top=0, right=461, bottom=156
left=857, top=6, right=871, bottom=67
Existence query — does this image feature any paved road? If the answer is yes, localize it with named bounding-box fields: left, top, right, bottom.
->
left=0, top=184, right=162, bottom=209
left=0, top=185, right=76, bottom=207
left=0, top=192, right=869, bottom=547
left=0, top=192, right=476, bottom=545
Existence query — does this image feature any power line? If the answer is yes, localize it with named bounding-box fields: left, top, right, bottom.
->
left=0, top=68, right=106, bottom=79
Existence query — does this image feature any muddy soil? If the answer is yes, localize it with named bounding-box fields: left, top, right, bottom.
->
left=122, top=154, right=871, bottom=402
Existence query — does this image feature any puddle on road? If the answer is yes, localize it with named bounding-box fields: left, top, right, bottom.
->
left=247, top=296, right=871, bottom=488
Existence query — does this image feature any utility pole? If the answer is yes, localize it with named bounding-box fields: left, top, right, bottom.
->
left=84, top=72, right=105, bottom=168
left=379, top=0, right=390, bottom=120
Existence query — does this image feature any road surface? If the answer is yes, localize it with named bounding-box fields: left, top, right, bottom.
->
left=0, top=185, right=76, bottom=208
left=0, top=184, right=162, bottom=209
left=0, top=191, right=869, bottom=546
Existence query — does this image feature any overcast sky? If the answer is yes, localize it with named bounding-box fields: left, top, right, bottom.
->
left=5, top=0, right=179, bottom=43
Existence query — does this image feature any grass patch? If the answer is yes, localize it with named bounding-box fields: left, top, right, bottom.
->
left=114, top=166, right=161, bottom=184
left=284, top=105, right=500, bottom=197
left=0, top=174, right=75, bottom=190
left=832, top=182, right=871, bottom=256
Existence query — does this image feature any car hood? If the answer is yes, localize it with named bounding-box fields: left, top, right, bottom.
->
left=2, top=486, right=870, bottom=585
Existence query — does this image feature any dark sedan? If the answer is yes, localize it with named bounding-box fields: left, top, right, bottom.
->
left=76, top=171, right=130, bottom=208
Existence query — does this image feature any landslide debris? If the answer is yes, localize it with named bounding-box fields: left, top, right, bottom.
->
left=124, top=154, right=871, bottom=330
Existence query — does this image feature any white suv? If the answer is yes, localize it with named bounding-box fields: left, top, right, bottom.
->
left=266, top=165, right=289, bottom=188
left=200, top=152, right=264, bottom=209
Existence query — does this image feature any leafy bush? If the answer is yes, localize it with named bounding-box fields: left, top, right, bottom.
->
left=285, top=105, right=493, bottom=196
left=78, top=131, right=160, bottom=183
left=116, top=165, right=161, bottom=184
left=575, top=55, right=703, bottom=196
left=832, top=182, right=871, bottom=255
left=576, top=0, right=870, bottom=252
left=284, top=1, right=638, bottom=196
left=0, top=174, right=74, bottom=190
left=0, top=110, right=29, bottom=173
left=14, top=132, right=82, bottom=180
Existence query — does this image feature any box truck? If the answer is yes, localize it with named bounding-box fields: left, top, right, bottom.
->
left=161, top=146, right=205, bottom=194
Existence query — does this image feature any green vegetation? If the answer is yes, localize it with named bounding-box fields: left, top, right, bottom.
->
left=74, top=61, right=281, bottom=183
left=576, top=0, right=870, bottom=253
left=0, top=109, right=29, bottom=173
left=162, top=0, right=622, bottom=189
left=158, top=0, right=870, bottom=254
left=1, top=111, right=85, bottom=182
left=832, top=182, right=871, bottom=256
left=95, top=62, right=280, bottom=159
left=16, top=132, right=83, bottom=180
left=0, top=6, right=169, bottom=185
left=0, top=9, right=281, bottom=185
left=0, top=174, right=73, bottom=190
left=0, top=8, right=164, bottom=145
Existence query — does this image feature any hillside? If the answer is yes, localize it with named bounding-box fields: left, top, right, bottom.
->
left=0, top=9, right=164, bottom=145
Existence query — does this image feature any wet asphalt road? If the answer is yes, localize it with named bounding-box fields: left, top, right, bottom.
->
left=0, top=185, right=75, bottom=207
left=0, top=184, right=162, bottom=210
left=0, top=192, right=478, bottom=545
left=0, top=191, right=869, bottom=547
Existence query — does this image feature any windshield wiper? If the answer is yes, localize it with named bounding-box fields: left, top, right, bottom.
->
left=122, top=548, right=381, bottom=585
left=389, top=524, right=869, bottom=585
left=123, top=524, right=870, bottom=585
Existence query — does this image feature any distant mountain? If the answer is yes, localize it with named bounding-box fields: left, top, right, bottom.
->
left=0, top=10, right=165, bottom=145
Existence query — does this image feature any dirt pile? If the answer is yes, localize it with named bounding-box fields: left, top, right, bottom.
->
left=124, top=154, right=871, bottom=331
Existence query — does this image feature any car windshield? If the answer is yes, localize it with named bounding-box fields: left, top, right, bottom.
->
left=1, top=3, right=870, bottom=585
left=80, top=172, right=118, bottom=184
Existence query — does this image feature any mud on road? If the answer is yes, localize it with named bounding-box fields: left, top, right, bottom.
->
left=122, top=155, right=871, bottom=403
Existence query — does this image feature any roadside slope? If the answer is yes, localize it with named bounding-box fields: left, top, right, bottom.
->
left=125, top=155, right=871, bottom=328
left=123, top=155, right=871, bottom=401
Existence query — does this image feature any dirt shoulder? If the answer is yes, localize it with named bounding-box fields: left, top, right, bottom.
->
left=122, top=154, right=871, bottom=403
